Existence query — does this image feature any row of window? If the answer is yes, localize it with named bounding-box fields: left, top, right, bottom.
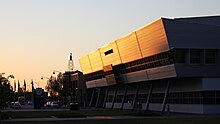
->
left=85, top=51, right=173, bottom=81
left=123, top=51, right=172, bottom=68
left=119, top=58, right=172, bottom=74
left=106, top=91, right=220, bottom=104
left=85, top=49, right=218, bottom=81
left=173, top=49, right=218, bottom=64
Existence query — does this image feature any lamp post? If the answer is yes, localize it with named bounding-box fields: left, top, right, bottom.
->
left=41, top=76, right=50, bottom=80
left=41, top=76, right=50, bottom=88
left=53, top=70, right=63, bottom=75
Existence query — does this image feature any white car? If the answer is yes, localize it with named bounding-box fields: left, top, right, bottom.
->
left=13, top=101, right=21, bottom=109
left=10, top=102, right=15, bottom=108
left=51, top=102, right=59, bottom=108
left=27, top=101, right=33, bottom=105
left=44, top=101, right=52, bottom=107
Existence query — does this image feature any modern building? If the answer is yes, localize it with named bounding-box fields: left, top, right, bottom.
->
left=79, top=15, right=220, bottom=114
left=63, top=70, right=87, bottom=106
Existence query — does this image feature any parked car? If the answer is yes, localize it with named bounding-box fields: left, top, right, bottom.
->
left=13, top=101, right=21, bottom=109
left=27, top=101, right=33, bottom=105
left=44, top=101, right=52, bottom=107
left=70, top=103, right=79, bottom=110
left=51, top=101, right=59, bottom=108
left=10, top=102, right=15, bottom=108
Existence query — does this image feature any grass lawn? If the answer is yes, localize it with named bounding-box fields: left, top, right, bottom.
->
left=1, top=109, right=220, bottom=124
left=2, top=117, right=220, bottom=124
left=1, top=109, right=159, bottom=119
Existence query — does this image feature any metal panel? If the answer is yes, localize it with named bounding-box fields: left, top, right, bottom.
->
left=147, top=64, right=176, bottom=80
left=136, top=19, right=169, bottom=58
left=100, top=42, right=122, bottom=66
left=163, top=18, right=220, bottom=49
left=88, top=50, right=103, bottom=72
left=121, top=69, right=149, bottom=83
left=86, top=78, right=108, bottom=88
left=175, top=16, right=220, bottom=26
left=95, top=78, right=108, bottom=87
left=86, top=80, right=97, bottom=88
left=121, top=64, right=176, bottom=84
left=116, top=32, right=142, bottom=63
left=105, top=74, right=117, bottom=85
left=79, top=55, right=92, bottom=74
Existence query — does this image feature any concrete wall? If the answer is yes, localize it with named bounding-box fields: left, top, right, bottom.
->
left=202, top=78, right=220, bottom=90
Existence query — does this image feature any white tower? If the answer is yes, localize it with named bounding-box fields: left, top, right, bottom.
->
left=68, top=53, right=74, bottom=71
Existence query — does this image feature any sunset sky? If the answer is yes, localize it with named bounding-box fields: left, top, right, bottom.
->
left=1, top=0, right=220, bottom=90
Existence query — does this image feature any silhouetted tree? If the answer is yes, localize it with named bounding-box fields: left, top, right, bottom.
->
left=0, top=74, right=16, bottom=109
left=45, top=73, right=63, bottom=97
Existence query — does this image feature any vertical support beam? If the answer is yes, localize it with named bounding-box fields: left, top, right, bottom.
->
left=145, top=83, right=153, bottom=111
left=111, top=85, right=118, bottom=109
left=103, top=87, right=109, bottom=109
left=95, top=88, right=101, bottom=108
left=161, top=80, right=171, bottom=115
left=89, top=89, right=95, bottom=107
left=120, top=86, right=128, bottom=110
left=132, top=84, right=140, bottom=111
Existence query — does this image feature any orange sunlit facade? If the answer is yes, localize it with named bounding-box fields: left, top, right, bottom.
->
left=79, top=16, right=220, bottom=114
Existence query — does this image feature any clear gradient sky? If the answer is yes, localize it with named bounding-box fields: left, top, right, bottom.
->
left=1, top=0, right=220, bottom=90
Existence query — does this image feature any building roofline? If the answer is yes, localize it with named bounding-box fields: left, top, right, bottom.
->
left=174, top=14, right=220, bottom=20
left=79, top=17, right=172, bottom=59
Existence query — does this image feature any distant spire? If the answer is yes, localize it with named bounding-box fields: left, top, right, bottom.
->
left=23, top=80, right=26, bottom=91
left=18, top=80, right=20, bottom=92
left=14, top=80, right=16, bottom=92
left=31, top=79, right=34, bottom=92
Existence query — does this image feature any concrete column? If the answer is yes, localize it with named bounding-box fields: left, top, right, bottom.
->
left=95, top=88, right=101, bottom=108
left=145, top=83, right=153, bottom=111
left=120, top=86, right=128, bottom=110
left=89, top=89, right=95, bottom=107
left=132, top=84, right=140, bottom=111
left=103, top=87, right=109, bottom=109
left=161, top=80, right=171, bottom=114
left=111, top=85, right=118, bottom=109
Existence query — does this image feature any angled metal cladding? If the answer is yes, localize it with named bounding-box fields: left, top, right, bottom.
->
left=88, top=50, right=103, bottom=72
left=100, top=42, right=122, bottom=66
left=162, top=17, right=220, bottom=49
left=174, top=16, right=220, bottom=26
left=79, top=55, right=92, bottom=74
left=80, top=18, right=178, bottom=88
left=120, top=18, right=177, bottom=83
left=162, top=16, right=220, bottom=77
left=116, top=32, right=142, bottom=63
left=136, top=18, right=170, bottom=57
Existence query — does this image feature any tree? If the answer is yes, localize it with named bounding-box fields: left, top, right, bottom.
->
left=0, top=73, right=16, bottom=109
left=45, top=73, right=63, bottom=97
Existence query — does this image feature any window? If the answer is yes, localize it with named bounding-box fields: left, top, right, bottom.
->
left=173, top=49, right=186, bottom=63
left=104, top=49, right=113, bottom=56
left=190, top=49, right=201, bottom=64
left=205, top=49, right=217, bottom=64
